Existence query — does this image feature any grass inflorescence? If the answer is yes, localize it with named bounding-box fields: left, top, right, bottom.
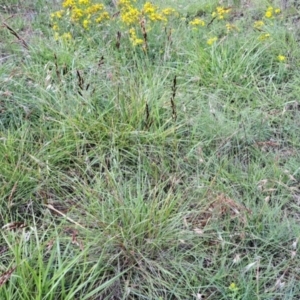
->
left=1, top=0, right=300, bottom=299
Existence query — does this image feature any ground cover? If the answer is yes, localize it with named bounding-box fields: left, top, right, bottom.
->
left=1, top=0, right=300, bottom=299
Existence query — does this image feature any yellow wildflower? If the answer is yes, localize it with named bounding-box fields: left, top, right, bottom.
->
left=228, top=282, right=238, bottom=292
left=265, top=6, right=280, bottom=18
left=161, top=8, right=176, bottom=16
left=61, top=32, right=72, bottom=40
left=121, top=7, right=140, bottom=25
left=62, top=0, right=75, bottom=8
left=71, top=8, right=84, bottom=21
left=52, top=23, right=59, bottom=31
left=143, top=2, right=156, bottom=14
left=132, top=38, right=144, bottom=46
left=265, top=10, right=272, bottom=18
left=83, top=19, right=90, bottom=29
left=258, top=33, right=270, bottom=41
left=277, top=55, right=286, bottom=62
left=129, top=28, right=135, bottom=35
left=118, top=0, right=132, bottom=6
left=118, top=0, right=135, bottom=9
left=86, top=4, right=104, bottom=14
left=207, top=37, right=218, bottom=45
left=149, top=12, right=166, bottom=22
left=254, top=20, right=265, bottom=29
left=226, top=23, right=238, bottom=31
left=189, top=18, right=205, bottom=26
left=142, top=2, right=167, bottom=22
left=129, top=28, right=143, bottom=46
left=212, top=6, right=231, bottom=20
left=265, top=7, right=273, bottom=18
left=78, top=0, right=90, bottom=4
left=95, top=12, right=110, bottom=23
left=51, top=10, right=64, bottom=19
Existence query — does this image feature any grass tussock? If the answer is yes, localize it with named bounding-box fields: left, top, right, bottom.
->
left=1, top=0, right=300, bottom=299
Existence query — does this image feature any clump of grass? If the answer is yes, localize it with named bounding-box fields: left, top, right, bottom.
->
left=1, top=0, right=300, bottom=299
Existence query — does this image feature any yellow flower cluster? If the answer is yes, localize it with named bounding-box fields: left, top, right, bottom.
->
left=118, top=0, right=134, bottom=7
left=62, top=0, right=75, bottom=7
left=161, top=8, right=176, bottom=16
left=226, top=23, right=238, bottom=32
left=51, top=0, right=110, bottom=39
left=143, top=2, right=156, bottom=14
left=189, top=18, right=205, bottom=27
left=265, top=6, right=281, bottom=18
left=50, top=10, right=64, bottom=19
left=129, top=28, right=144, bottom=46
left=142, top=2, right=166, bottom=22
left=207, top=37, right=218, bottom=45
left=212, top=6, right=231, bottom=20
left=95, top=11, right=110, bottom=23
left=117, top=0, right=176, bottom=47
left=120, top=5, right=140, bottom=25
left=86, top=4, right=104, bottom=14
left=277, top=55, right=286, bottom=62
left=118, top=0, right=141, bottom=26
left=54, top=32, right=72, bottom=41
left=118, top=1, right=175, bottom=26
left=258, top=33, right=270, bottom=41
left=51, top=0, right=176, bottom=47
left=228, top=282, right=239, bottom=292
left=253, top=20, right=265, bottom=29
left=71, top=8, right=84, bottom=22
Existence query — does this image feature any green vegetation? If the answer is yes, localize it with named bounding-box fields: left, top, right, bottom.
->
left=1, top=0, right=300, bottom=298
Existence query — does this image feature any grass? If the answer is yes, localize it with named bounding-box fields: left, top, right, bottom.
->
left=1, top=0, right=300, bottom=299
